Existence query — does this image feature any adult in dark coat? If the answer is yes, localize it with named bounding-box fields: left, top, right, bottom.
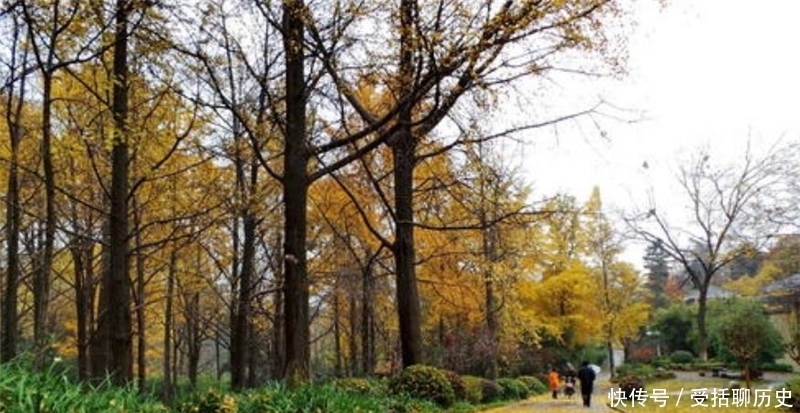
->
left=577, top=361, right=597, bottom=407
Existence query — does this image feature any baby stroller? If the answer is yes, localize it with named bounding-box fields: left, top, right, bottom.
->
left=564, top=372, right=576, bottom=399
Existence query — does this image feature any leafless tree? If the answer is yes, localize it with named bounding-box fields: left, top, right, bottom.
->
left=627, top=144, right=786, bottom=360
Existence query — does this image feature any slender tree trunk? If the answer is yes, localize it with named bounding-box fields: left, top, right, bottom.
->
left=35, top=69, right=55, bottom=368
left=215, top=328, right=222, bottom=381
left=72, top=246, right=88, bottom=379
left=247, top=319, right=258, bottom=387
left=744, top=358, right=751, bottom=390
left=86, top=245, right=98, bottom=377
left=348, top=286, right=358, bottom=376
left=2, top=20, right=26, bottom=363
left=163, top=249, right=176, bottom=400
left=333, top=292, right=342, bottom=377
left=391, top=136, right=423, bottom=368
left=391, top=0, right=424, bottom=369
left=282, top=0, right=311, bottom=386
left=484, top=274, right=498, bottom=379
left=361, top=262, right=375, bottom=376
left=232, top=208, right=256, bottom=389
left=172, top=330, right=180, bottom=386
left=187, top=292, right=201, bottom=387
left=92, top=0, right=134, bottom=384
left=697, top=287, right=709, bottom=361
left=483, top=224, right=499, bottom=379
left=607, top=339, right=615, bottom=379
left=133, top=203, right=147, bottom=391
left=272, top=283, right=285, bottom=380
left=602, top=259, right=615, bottom=377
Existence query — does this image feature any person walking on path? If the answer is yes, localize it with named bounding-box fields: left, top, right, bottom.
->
left=577, top=361, right=597, bottom=407
left=548, top=367, right=561, bottom=399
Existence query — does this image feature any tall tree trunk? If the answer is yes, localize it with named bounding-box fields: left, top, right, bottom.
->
left=34, top=68, right=55, bottom=369
left=348, top=285, right=358, bottom=376
left=483, top=224, right=499, bottom=379
left=391, top=0, right=423, bottom=369
left=2, top=19, right=26, bottom=363
left=133, top=201, right=147, bottom=391
left=98, top=0, right=133, bottom=384
left=391, top=135, right=423, bottom=368
left=607, top=339, right=615, bottom=379
left=272, top=283, right=285, bottom=380
left=231, top=209, right=256, bottom=389
left=163, top=248, right=176, bottom=400
left=71, top=246, right=88, bottom=379
left=697, top=287, right=709, bottom=361
left=361, top=264, right=375, bottom=376
left=187, top=292, right=201, bottom=387
left=247, top=320, right=258, bottom=387
left=333, top=292, right=342, bottom=377
left=282, top=0, right=310, bottom=386
left=215, top=328, right=222, bottom=381
left=484, top=274, right=498, bottom=379
left=71, top=242, right=97, bottom=379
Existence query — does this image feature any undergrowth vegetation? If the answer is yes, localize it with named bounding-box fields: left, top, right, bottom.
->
left=0, top=360, right=550, bottom=413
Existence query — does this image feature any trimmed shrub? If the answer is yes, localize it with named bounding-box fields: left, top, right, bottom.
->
left=670, top=350, right=695, bottom=364
left=652, top=368, right=676, bottom=380
left=441, top=370, right=467, bottom=401
left=461, top=375, right=484, bottom=404
left=496, top=378, right=529, bottom=400
left=651, top=356, right=671, bottom=369
left=332, top=377, right=383, bottom=396
left=516, top=375, right=548, bottom=395
left=389, top=365, right=455, bottom=407
left=617, top=376, right=645, bottom=399
left=480, top=379, right=503, bottom=403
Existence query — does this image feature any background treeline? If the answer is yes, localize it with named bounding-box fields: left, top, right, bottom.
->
left=0, top=0, right=656, bottom=397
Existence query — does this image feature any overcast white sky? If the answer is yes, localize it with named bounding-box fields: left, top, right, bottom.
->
left=515, top=0, right=800, bottom=268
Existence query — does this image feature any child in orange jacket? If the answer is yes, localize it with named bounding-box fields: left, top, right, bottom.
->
left=548, top=367, right=560, bottom=399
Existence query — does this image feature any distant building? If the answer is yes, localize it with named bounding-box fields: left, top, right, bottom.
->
left=683, top=285, right=738, bottom=305
left=760, top=272, right=800, bottom=314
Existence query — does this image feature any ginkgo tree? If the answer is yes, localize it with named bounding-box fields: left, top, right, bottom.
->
left=584, top=187, right=649, bottom=377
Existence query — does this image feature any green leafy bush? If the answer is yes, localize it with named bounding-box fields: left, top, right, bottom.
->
left=651, top=356, right=671, bottom=369
left=709, top=299, right=785, bottom=371
left=178, top=388, right=237, bottom=413
left=441, top=370, right=467, bottom=401
left=616, top=363, right=655, bottom=378
left=670, top=350, right=695, bottom=364
left=516, top=375, right=548, bottom=395
left=389, top=365, right=455, bottom=407
left=332, top=377, right=384, bottom=395
left=387, top=394, right=440, bottom=413
left=480, top=379, right=502, bottom=403
left=496, top=378, right=529, bottom=400
left=762, top=362, right=794, bottom=373
left=781, top=376, right=800, bottom=412
left=461, top=375, right=484, bottom=404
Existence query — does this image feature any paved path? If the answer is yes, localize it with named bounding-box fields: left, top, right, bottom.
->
left=484, top=374, right=615, bottom=413
left=481, top=371, right=794, bottom=413
left=482, top=397, right=613, bottom=412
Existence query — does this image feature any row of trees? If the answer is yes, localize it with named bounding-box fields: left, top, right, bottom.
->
left=0, top=0, right=640, bottom=391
